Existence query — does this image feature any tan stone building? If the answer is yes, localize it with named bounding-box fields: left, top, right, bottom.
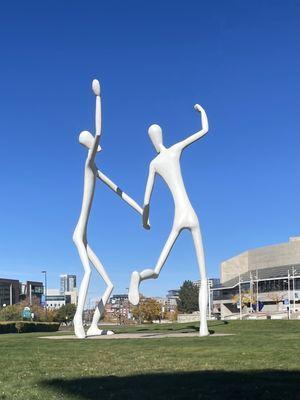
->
left=215, top=237, right=300, bottom=318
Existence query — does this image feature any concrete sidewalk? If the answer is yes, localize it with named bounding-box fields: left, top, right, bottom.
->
left=39, top=332, right=235, bottom=340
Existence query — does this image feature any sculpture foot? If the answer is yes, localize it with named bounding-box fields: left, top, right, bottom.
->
left=87, top=326, right=114, bottom=336
left=74, top=324, right=86, bottom=339
left=73, top=315, right=86, bottom=339
left=199, top=324, right=209, bottom=337
left=129, top=271, right=141, bottom=306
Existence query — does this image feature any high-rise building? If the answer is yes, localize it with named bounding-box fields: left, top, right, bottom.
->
left=60, top=274, right=77, bottom=294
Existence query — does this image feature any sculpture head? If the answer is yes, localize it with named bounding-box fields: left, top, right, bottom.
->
left=148, top=124, right=163, bottom=153
left=79, top=130, right=101, bottom=152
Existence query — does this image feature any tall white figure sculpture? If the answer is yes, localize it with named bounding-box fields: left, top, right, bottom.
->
left=129, top=104, right=209, bottom=336
left=73, top=79, right=143, bottom=338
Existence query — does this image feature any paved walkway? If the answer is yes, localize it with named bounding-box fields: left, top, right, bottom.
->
left=39, top=332, right=235, bottom=340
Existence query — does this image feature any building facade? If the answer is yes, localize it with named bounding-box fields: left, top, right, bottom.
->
left=215, top=237, right=300, bottom=318
left=0, top=278, right=20, bottom=307
left=46, top=289, right=67, bottom=309
left=105, top=294, right=131, bottom=322
left=60, top=274, right=77, bottom=294
left=166, top=289, right=179, bottom=313
left=20, top=281, right=44, bottom=305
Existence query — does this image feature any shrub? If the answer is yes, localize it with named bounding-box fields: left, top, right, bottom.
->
left=0, top=299, right=59, bottom=322
left=0, top=304, right=23, bottom=321
left=0, top=322, right=17, bottom=334
left=0, top=321, right=60, bottom=334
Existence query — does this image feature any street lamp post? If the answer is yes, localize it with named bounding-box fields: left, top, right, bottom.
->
left=3, top=304, right=6, bottom=321
left=41, top=270, right=47, bottom=321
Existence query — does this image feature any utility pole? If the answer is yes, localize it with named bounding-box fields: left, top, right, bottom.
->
left=250, top=272, right=253, bottom=313
left=238, top=274, right=242, bottom=320
left=208, top=279, right=212, bottom=319
left=256, top=269, right=259, bottom=313
left=292, top=267, right=296, bottom=312
left=126, top=287, right=130, bottom=322
left=287, top=270, right=291, bottom=320
left=41, top=270, right=47, bottom=321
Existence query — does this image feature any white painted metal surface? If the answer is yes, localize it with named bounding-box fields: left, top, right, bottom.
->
left=73, top=80, right=142, bottom=338
left=129, top=104, right=209, bottom=336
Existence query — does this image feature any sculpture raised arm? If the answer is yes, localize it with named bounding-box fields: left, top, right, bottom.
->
left=177, top=104, right=209, bottom=151
left=87, top=79, right=102, bottom=163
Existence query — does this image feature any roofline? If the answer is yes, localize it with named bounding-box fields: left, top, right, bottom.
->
left=221, top=238, right=300, bottom=265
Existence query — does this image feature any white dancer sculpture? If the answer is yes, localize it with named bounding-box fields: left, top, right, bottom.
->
left=73, top=79, right=143, bottom=338
left=129, top=104, right=209, bottom=336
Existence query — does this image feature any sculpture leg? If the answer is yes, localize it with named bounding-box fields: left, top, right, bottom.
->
left=191, top=226, right=209, bottom=337
left=73, top=238, right=92, bottom=338
left=86, top=245, right=114, bottom=336
left=129, top=229, right=179, bottom=305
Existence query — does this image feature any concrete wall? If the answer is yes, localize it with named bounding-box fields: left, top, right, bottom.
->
left=248, top=240, right=300, bottom=270
left=221, top=251, right=249, bottom=283
left=177, top=312, right=200, bottom=323
left=221, top=238, right=300, bottom=284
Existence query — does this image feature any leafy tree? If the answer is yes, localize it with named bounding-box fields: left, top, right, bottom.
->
left=30, top=298, right=48, bottom=321
left=267, top=292, right=285, bottom=311
left=163, top=310, right=178, bottom=321
left=177, top=280, right=199, bottom=313
left=232, top=290, right=256, bottom=308
left=0, top=304, right=22, bottom=321
left=54, top=303, right=76, bottom=323
left=132, top=298, right=161, bottom=323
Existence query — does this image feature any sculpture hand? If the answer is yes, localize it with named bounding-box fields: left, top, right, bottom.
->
left=194, top=103, right=204, bottom=113
left=93, top=79, right=101, bottom=137
left=143, top=221, right=151, bottom=230
left=142, top=205, right=151, bottom=230
left=92, top=79, right=101, bottom=96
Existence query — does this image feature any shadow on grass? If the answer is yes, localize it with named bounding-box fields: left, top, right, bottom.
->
left=208, top=320, right=229, bottom=327
left=42, top=370, right=300, bottom=400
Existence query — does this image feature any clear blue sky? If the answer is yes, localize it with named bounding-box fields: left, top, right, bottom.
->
left=0, top=1, right=299, bottom=302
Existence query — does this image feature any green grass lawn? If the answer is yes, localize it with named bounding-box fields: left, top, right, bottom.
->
left=0, top=320, right=299, bottom=399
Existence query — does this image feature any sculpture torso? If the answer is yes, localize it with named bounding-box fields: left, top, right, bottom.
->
left=74, top=157, right=97, bottom=240
left=151, top=144, right=198, bottom=229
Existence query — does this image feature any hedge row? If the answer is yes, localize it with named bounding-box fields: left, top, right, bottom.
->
left=0, top=321, right=60, bottom=334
